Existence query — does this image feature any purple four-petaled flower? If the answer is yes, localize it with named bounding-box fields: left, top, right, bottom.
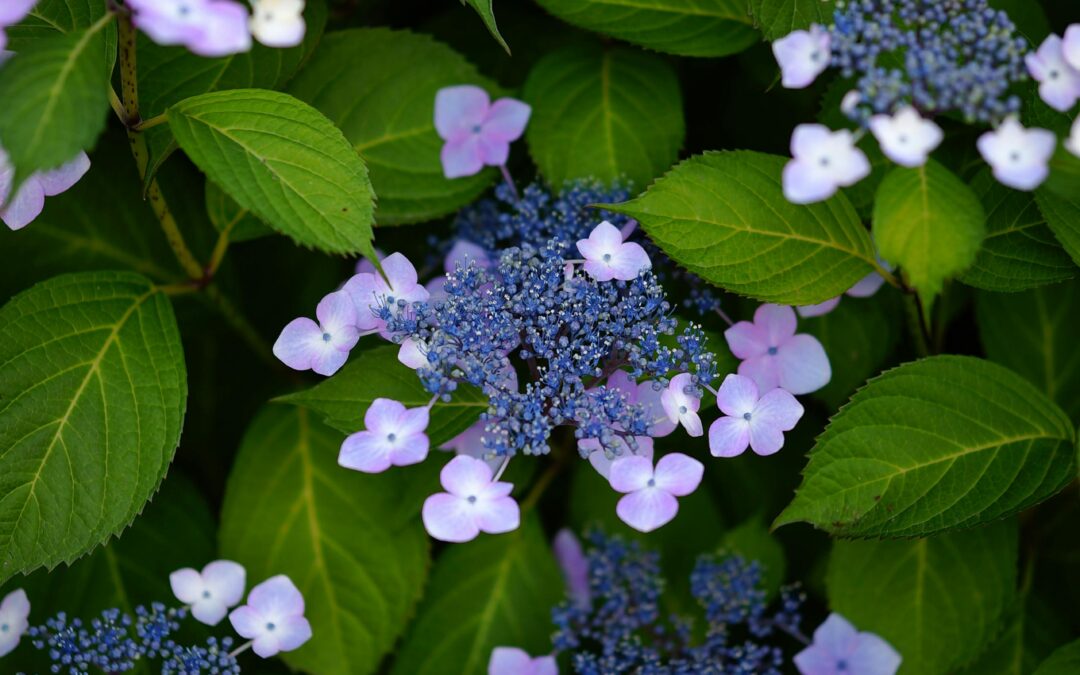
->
left=272, top=290, right=360, bottom=376
left=422, top=455, right=520, bottom=543
left=488, top=646, right=558, bottom=675
left=339, top=398, right=430, bottom=473
left=435, top=85, right=531, bottom=179
left=170, top=560, right=246, bottom=626
left=725, top=304, right=830, bottom=396
left=576, top=221, right=652, bottom=282
left=795, top=613, right=901, bottom=675
left=229, top=575, right=312, bottom=659
left=609, top=453, right=703, bottom=533
left=708, top=374, right=803, bottom=458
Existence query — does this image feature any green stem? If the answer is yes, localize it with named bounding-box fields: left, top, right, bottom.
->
left=903, top=293, right=931, bottom=357
left=133, top=112, right=169, bottom=131
left=521, top=454, right=566, bottom=512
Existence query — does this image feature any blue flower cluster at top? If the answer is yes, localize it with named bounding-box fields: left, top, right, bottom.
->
left=551, top=531, right=806, bottom=674
left=832, top=0, right=1029, bottom=124
left=25, top=604, right=239, bottom=675
left=387, top=238, right=718, bottom=458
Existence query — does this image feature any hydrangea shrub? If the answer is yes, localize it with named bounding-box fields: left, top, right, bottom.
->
left=0, top=0, right=1079, bottom=673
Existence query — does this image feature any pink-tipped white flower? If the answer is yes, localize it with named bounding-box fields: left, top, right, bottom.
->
left=0, top=0, right=37, bottom=51
left=339, top=398, right=430, bottom=473
left=0, top=588, right=30, bottom=657
left=229, top=575, right=312, bottom=659
left=795, top=613, right=901, bottom=675
left=609, top=453, right=703, bottom=533
left=169, top=560, right=246, bottom=626
left=660, top=373, right=703, bottom=437
left=782, top=124, right=870, bottom=204
left=725, top=304, right=831, bottom=395
left=1065, top=24, right=1080, bottom=71
left=1027, top=34, right=1080, bottom=112
left=708, top=374, right=804, bottom=458
left=0, top=147, right=90, bottom=231
left=977, top=117, right=1057, bottom=191
left=249, top=0, right=306, bottom=48
left=868, top=106, right=943, bottom=168
left=576, top=221, right=652, bottom=282
left=772, top=25, right=831, bottom=89
left=343, top=252, right=429, bottom=337
left=435, top=85, right=531, bottom=179
left=422, top=455, right=520, bottom=543
left=488, top=647, right=558, bottom=675
left=273, top=290, right=360, bottom=376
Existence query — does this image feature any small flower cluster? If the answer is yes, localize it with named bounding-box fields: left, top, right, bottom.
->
left=773, top=2, right=1080, bottom=202
left=0, top=561, right=311, bottom=674
left=488, top=530, right=902, bottom=675
left=125, top=0, right=307, bottom=57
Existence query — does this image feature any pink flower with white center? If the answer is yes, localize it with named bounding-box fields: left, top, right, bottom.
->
left=229, top=575, right=312, bottom=659
left=127, top=0, right=252, bottom=58
left=978, top=117, right=1057, bottom=191
left=1067, top=117, right=1080, bottom=159
left=772, top=25, right=831, bottom=89
left=782, top=124, right=870, bottom=204
left=273, top=290, right=360, bottom=376
left=1027, top=34, right=1080, bottom=112
left=725, top=304, right=830, bottom=395
left=249, top=0, right=306, bottom=48
left=553, top=529, right=590, bottom=610
left=488, top=647, right=558, bottom=675
left=422, top=455, right=520, bottom=543
left=576, top=221, right=652, bottom=282
left=1065, top=24, right=1080, bottom=71
left=660, top=373, right=703, bottom=437
left=868, top=106, right=943, bottom=168
left=0, top=0, right=37, bottom=51
left=338, top=398, right=430, bottom=473
left=435, top=85, right=531, bottom=179
left=794, top=614, right=901, bottom=675
left=169, top=560, right=246, bottom=626
left=0, top=147, right=90, bottom=231
left=343, top=252, right=429, bottom=338
left=0, top=588, right=30, bottom=658
left=609, top=453, right=703, bottom=533
left=708, top=374, right=804, bottom=458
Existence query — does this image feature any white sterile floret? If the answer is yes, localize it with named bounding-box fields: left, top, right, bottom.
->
left=868, top=106, right=943, bottom=168
left=249, top=0, right=306, bottom=47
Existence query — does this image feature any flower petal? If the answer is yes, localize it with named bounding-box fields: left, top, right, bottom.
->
left=274, top=614, right=314, bottom=653
left=724, top=321, right=769, bottom=360
left=608, top=241, right=652, bottom=280
left=315, top=290, right=360, bottom=345
left=1, top=177, right=45, bottom=231
left=755, top=304, right=798, bottom=345
left=709, top=416, right=751, bottom=458
left=796, top=296, right=841, bottom=318
left=272, top=317, right=325, bottom=372
left=247, top=575, right=305, bottom=618
left=422, top=492, right=480, bottom=542
left=339, top=430, right=393, bottom=473
left=440, top=454, right=495, bottom=496
left=776, top=333, right=831, bottom=394
left=202, top=560, right=247, bottom=609
left=476, top=495, right=520, bottom=535
left=37, top=152, right=91, bottom=196
left=170, top=568, right=206, bottom=605
left=553, top=529, right=590, bottom=609
left=748, top=423, right=785, bottom=456
left=846, top=631, right=902, bottom=675
left=754, top=388, right=804, bottom=430
left=489, top=647, right=533, bottom=675
left=483, top=98, right=532, bottom=142
left=616, top=489, right=679, bottom=532
left=716, top=373, right=759, bottom=417
left=738, top=355, right=782, bottom=393
left=441, top=134, right=485, bottom=179
left=653, top=453, right=703, bottom=496
left=608, top=455, right=654, bottom=493
left=435, top=85, right=491, bottom=140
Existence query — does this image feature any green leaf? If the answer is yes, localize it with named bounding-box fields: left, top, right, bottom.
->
left=462, top=0, right=509, bottom=53
left=1036, top=188, right=1080, bottom=269
left=0, top=11, right=114, bottom=185
left=532, top=0, right=758, bottom=57
left=168, top=89, right=376, bottom=259
left=960, top=594, right=1073, bottom=675
left=7, top=0, right=118, bottom=71
left=976, top=280, right=1080, bottom=422
left=960, top=171, right=1075, bottom=292
left=288, top=28, right=499, bottom=225
left=988, top=0, right=1051, bottom=43
left=220, top=406, right=431, bottom=675
left=390, top=514, right=563, bottom=675
left=774, top=355, right=1076, bottom=538
left=277, top=345, right=486, bottom=447
left=827, top=519, right=1018, bottom=675
left=1034, top=640, right=1080, bottom=675
left=205, top=180, right=273, bottom=243
left=872, top=160, right=986, bottom=305
left=0, top=271, right=187, bottom=584
left=522, top=44, right=685, bottom=190
left=606, top=151, right=878, bottom=305
left=749, top=0, right=836, bottom=40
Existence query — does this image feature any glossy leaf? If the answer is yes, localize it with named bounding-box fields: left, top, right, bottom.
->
left=289, top=28, right=499, bottom=225
left=220, top=406, right=430, bottom=675
left=774, top=356, right=1076, bottom=537
left=523, top=44, right=684, bottom=190
left=277, top=345, right=486, bottom=447
left=750, top=0, right=836, bottom=40
left=168, top=89, right=376, bottom=259
left=827, top=520, right=1018, bottom=675
left=606, top=151, right=878, bottom=305
left=0, top=271, right=187, bottom=583
left=463, top=0, right=509, bottom=53
left=390, top=514, right=562, bottom=675
left=532, top=0, right=758, bottom=57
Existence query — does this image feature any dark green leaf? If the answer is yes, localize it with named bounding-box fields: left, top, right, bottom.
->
left=523, top=44, right=684, bottom=190
left=961, top=593, right=1072, bottom=675
left=775, top=356, right=1076, bottom=537
left=0, top=271, right=187, bottom=583
left=607, top=151, right=878, bottom=305
left=1036, top=187, right=1080, bottom=269
left=1034, top=639, right=1080, bottom=674
left=462, top=0, right=509, bottom=53
left=750, top=0, right=836, bottom=40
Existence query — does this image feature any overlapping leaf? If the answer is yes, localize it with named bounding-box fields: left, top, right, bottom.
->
left=1036, top=188, right=1080, bottom=269
left=463, top=0, right=509, bottom=52
left=749, top=0, right=836, bottom=40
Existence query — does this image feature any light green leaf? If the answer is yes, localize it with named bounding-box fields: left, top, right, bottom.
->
left=873, top=160, right=986, bottom=305
left=277, top=345, right=486, bottom=447
left=0, top=11, right=113, bottom=185
left=168, top=89, right=376, bottom=259
left=606, top=151, right=878, bottom=305
left=749, top=0, right=836, bottom=40
left=976, top=280, right=1080, bottom=422
left=522, top=44, right=684, bottom=190
left=533, top=0, right=758, bottom=57
left=220, top=406, right=431, bottom=675
left=961, top=170, right=1075, bottom=292
left=1034, top=640, right=1080, bottom=675
left=205, top=180, right=273, bottom=243
left=462, top=0, right=509, bottom=53
left=827, top=520, right=1018, bottom=675
left=774, top=356, right=1076, bottom=538
left=1036, top=187, right=1080, bottom=269
left=390, top=514, right=563, bottom=675
left=288, top=28, right=499, bottom=225
left=0, top=271, right=187, bottom=584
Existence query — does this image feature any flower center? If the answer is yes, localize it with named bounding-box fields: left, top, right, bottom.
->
left=898, top=134, right=909, bottom=144
left=202, top=590, right=212, bottom=599
left=810, top=51, right=820, bottom=62
left=768, top=346, right=779, bottom=355
left=602, top=253, right=612, bottom=262
left=472, top=124, right=483, bottom=134
left=1009, top=151, right=1022, bottom=163
left=387, top=433, right=397, bottom=443
left=322, top=332, right=332, bottom=342
left=1049, top=69, right=1059, bottom=80
left=678, top=405, right=687, bottom=414
left=836, top=660, right=848, bottom=671
left=266, top=622, right=276, bottom=632
left=818, top=156, right=831, bottom=168
left=0, top=624, right=8, bottom=633
left=743, top=412, right=752, bottom=421
left=467, top=495, right=477, bottom=504
left=646, top=478, right=656, bottom=487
